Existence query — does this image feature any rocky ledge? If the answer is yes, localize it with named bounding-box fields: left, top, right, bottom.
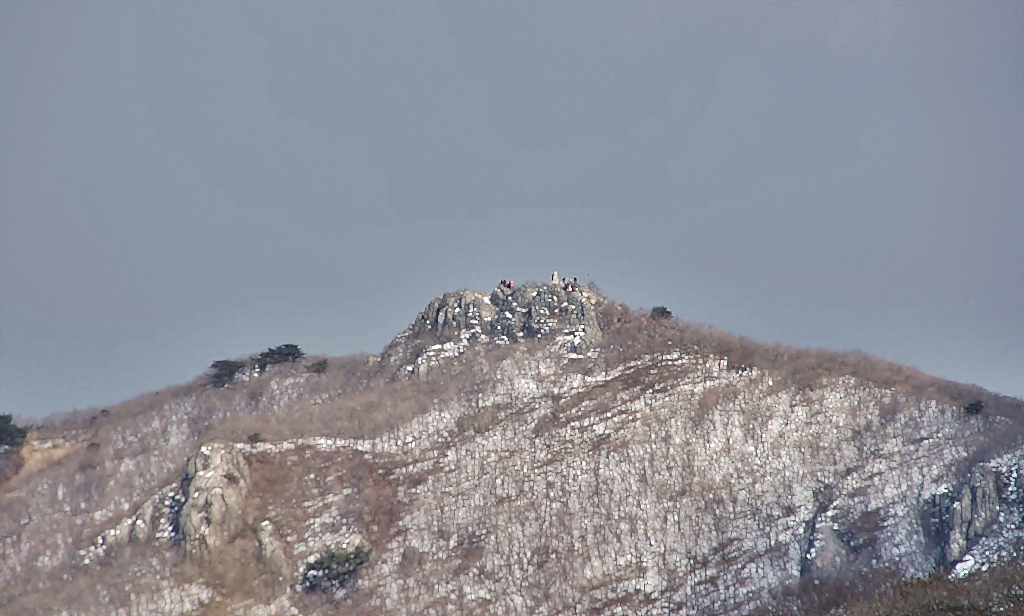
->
left=380, top=277, right=603, bottom=377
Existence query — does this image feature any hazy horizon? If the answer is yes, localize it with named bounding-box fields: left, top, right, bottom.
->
left=2, top=2, right=1022, bottom=419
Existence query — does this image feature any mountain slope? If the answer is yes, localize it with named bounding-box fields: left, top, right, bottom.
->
left=2, top=281, right=1022, bottom=615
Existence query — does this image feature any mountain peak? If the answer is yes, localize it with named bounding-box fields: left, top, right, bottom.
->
left=380, top=278, right=604, bottom=376
left=4, top=282, right=1024, bottom=616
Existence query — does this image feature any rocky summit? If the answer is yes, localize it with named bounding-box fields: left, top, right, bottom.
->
left=2, top=280, right=1024, bottom=615
left=380, top=278, right=603, bottom=376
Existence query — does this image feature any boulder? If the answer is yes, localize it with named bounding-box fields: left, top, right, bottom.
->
left=177, top=443, right=252, bottom=563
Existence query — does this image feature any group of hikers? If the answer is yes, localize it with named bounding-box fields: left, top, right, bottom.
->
left=498, top=272, right=582, bottom=293
left=553, top=271, right=581, bottom=292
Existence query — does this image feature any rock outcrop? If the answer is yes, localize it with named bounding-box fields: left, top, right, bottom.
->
left=177, top=443, right=253, bottom=563
left=255, top=520, right=290, bottom=581
left=932, top=466, right=1001, bottom=567
left=381, top=281, right=603, bottom=374
left=486, top=280, right=601, bottom=347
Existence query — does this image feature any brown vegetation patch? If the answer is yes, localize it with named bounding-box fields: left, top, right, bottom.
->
left=246, top=446, right=410, bottom=553
left=595, top=301, right=1024, bottom=441
left=838, top=562, right=1024, bottom=616
left=6, top=436, right=80, bottom=483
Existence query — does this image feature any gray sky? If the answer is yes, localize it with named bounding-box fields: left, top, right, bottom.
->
left=2, top=2, right=1022, bottom=419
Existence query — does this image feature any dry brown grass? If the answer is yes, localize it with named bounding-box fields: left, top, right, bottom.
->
left=834, top=562, right=1024, bottom=616
left=596, top=300, right=1024, bottom=421
left=756, top=562, right=1024, bottom=616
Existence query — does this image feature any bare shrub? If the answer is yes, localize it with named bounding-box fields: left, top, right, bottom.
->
left=836, top=562, right=1024, bottom=616
left=594, top=300, right=1024, bottom=426
left=196, top=352, right=483, bottom=444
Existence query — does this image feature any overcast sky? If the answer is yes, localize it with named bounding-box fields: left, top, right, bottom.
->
left=2, top=2, right=1022, bottom=419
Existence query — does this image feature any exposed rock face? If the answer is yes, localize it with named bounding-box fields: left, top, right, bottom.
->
left=382, top=282, right=603, bottom=374
left=949, top=450, right=1024, bottom=578
left=414, top=291, right=498, bottom=338
left=486, top=281, right=601, bottom=347
left=177, top=443, right=253, bottom=563
left=256, top=520, right=290, bottom=580
left=76, top=482, right=182, bottom=566
left=933, top=466, right=1001, bottom=566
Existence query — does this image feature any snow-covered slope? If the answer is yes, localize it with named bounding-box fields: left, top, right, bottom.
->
left=2, top=282, right=1022, bottom=615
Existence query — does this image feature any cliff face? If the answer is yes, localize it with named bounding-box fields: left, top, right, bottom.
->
left=381, top=281, right=603, bottom=377
left=2, top=283, right=1023, bottom=615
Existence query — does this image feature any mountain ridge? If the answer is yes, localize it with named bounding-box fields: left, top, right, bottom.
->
left=2, top=281, right=1023, bottom=615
